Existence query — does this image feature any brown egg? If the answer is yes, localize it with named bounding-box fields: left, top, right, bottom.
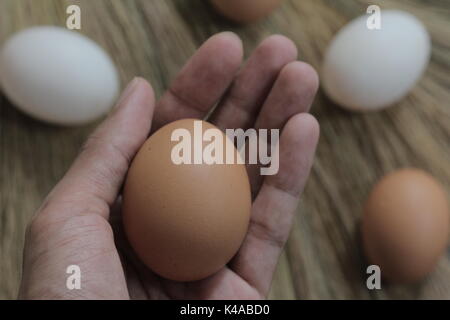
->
left=122, top=119, right=251, bottom=282
left=211, top=0, right=283, bottom=23
left=362, top=169, right=449, bottom=283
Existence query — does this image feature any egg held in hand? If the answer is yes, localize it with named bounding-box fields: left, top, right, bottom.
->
left=361, top=169, right=449, bottom=283
left=122, top=119, right=252, bottom=282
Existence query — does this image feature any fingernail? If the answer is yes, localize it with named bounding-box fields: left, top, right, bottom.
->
left=115, top=77, right=141, bottom=109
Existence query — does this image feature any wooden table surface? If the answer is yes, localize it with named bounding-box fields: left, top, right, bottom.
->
left=1, top=0, right=449, bottom=300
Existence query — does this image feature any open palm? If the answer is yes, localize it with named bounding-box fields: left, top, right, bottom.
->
left=19, top=33, right=319, bottom=300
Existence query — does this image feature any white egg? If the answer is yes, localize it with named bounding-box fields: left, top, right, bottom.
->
left=0, top=26, right=120, bottom=125
left=322, top=10, right=430, bottom=111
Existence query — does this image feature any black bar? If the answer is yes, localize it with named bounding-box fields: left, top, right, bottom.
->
left=1, top=300, right=447, bottom=318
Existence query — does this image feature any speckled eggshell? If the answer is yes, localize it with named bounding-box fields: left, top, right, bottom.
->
left=122, top=119, right=252, bottom=282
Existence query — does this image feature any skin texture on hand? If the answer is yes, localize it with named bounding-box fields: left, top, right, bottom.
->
left=18, top=32, right=320, bottom=300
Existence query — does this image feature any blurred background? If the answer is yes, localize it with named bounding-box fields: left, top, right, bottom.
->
left=0, top=0, right=449, bottom=299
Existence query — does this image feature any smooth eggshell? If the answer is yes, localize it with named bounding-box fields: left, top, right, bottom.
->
left=211, top=0, right=283, bottom=23
left=122, top=119, right=252, bottom=282
left=322, top=10, right=430, bottom=111
left=0, top=26, right=119, bottom=125
left=362, top=169, right=449, bottom=283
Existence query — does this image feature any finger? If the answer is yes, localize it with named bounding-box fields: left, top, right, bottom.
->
left=230, top=113, right=320, bottom=296
left=210, top=35, right=298, bottom=131
left=162, top=268, right=261, bottom=300
left=38, top=78, right=155, bottom=220
left=247, top=61, right=319, bottom=195
left=255, top=61, right=319, bottom=130
left=152, top=32, right=243, bottom=131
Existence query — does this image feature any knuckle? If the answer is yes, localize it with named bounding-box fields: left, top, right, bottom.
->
left=81, top=132, right=130, bottom=179
left=26, top=212, right=50, bottom=242
left=68, top=213, right=113, bottom=238
left=26, top=195, right=111, bottom=242
left=248, top=218, right=287, bottom=249
left=80, top=132, right=103, bottom=156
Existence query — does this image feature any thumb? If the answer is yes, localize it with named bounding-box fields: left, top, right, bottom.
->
left=38, top=77, right=155, bottom=221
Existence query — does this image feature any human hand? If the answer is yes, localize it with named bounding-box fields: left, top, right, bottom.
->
left=19, top=32, right=319, bottom=300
